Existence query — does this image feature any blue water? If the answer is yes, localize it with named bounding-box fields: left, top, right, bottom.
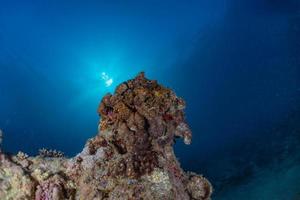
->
left=0, top=1, right=299, bottom=199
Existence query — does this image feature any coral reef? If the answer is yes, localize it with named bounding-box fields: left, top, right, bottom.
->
left=0, top=73, right=212, bottom=200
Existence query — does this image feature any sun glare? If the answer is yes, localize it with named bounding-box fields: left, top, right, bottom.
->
left=101, top=72, right=113, bottom=87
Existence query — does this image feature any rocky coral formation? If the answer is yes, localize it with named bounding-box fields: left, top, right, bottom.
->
left=0, top=73, right=212, bottom=200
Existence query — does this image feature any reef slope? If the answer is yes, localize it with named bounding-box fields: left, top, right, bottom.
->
left=0, top=73, right=212, bottom=200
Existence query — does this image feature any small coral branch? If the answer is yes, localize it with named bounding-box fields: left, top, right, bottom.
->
left=38, top=148, right=65, bottom=158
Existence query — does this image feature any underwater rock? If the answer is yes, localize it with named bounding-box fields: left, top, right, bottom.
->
left=0, top=72, right=212, bottom=200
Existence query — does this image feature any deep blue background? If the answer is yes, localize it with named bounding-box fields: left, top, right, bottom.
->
left=0, top=1, right=300, bottom=199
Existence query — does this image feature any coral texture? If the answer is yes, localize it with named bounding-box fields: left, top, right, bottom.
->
left=0, top=73, right=212, bottom=200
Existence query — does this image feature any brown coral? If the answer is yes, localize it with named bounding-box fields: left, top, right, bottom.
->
left=0, top=72, right=212, bottom=200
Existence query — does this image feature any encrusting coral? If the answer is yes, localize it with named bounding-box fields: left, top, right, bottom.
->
left=0, top=72, right=212, bottom=200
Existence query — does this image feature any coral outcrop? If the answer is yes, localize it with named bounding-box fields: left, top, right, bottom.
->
left=0, top=73, right=212, bottom=200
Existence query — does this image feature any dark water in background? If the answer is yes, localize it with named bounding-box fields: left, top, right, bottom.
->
left=0, top=1, right=300, bottom=199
